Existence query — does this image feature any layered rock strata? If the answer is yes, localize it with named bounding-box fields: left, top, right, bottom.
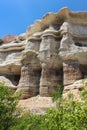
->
left=0, top=8, right=87, bottom=98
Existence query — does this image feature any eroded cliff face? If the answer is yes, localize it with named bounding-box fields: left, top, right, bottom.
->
left=1, top=8, right=87, bottom=99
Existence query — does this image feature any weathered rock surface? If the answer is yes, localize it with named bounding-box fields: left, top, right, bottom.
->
left=0, top=8, right=87, bottom=105
left=0, top=42, right=26, bottom=75
left=18, top=96, right=55, bottom=114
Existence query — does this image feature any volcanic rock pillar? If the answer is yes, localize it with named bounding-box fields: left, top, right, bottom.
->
left=17, top=36, right=41, bottom=99
left=40, top=63, right=63, bottom=96
left=38, top=33, right=63, bottom=96
left=18, top=65, right=41, bottom=99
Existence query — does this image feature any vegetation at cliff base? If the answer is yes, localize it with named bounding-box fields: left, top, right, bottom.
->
left=0, top=83, right=20, bottom=130
left=0, top=83, right=87, bottom=130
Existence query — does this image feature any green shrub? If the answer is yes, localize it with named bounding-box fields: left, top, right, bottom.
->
left=0, top=82, right=20, bottom=130
left=1, top=82, right=87, bottom=130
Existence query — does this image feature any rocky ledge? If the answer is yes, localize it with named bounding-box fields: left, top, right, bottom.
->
left=0, top=8, right=87, bottom=112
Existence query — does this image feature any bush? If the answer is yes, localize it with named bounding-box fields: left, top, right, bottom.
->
left=0, top=82, right=20, bottom=130
left=1, top=82, right=87, bottom=130
left=10, top=84, right=87, bottom=130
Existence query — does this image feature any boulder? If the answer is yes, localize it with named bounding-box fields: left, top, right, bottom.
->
left=2, top=35, right=17, bottom=43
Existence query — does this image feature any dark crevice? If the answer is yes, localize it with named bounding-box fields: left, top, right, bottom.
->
left=80, top=65, right=87, bottom=79
left=0, top=74, right=20, bottom=86
left=36, top=69, right=42, bottom=95
left=75, top=42, right=87, bottom=47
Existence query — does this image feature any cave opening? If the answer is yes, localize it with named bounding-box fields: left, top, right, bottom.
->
left=5, top=74, right=20, bottom=86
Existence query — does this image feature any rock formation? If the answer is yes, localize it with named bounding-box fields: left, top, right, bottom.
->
left=0, top=8, right=87, bottom=99
left=2, top=35, right=17, bottom=43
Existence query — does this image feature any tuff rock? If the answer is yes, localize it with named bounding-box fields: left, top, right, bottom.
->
left=0, top=8, right=87, bottom=101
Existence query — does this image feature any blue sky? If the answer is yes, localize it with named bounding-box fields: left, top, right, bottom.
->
left=0, top=0, right=87, bottom=38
